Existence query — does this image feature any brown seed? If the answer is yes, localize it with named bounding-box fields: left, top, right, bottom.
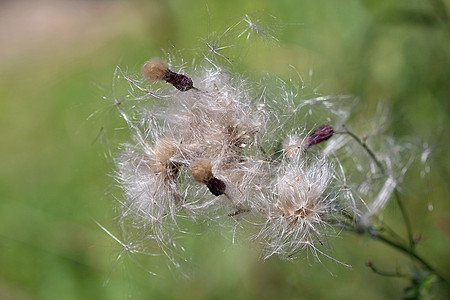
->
left=206, top=177, right=226, bottom=196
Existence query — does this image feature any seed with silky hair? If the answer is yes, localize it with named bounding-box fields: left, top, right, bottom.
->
left=190, top=159, right=226, bottom=196
left=142, top=58, right=195, bottom=91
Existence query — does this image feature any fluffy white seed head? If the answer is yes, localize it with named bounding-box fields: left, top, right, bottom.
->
left=259, top=156, right=340, bottom=259
left=282, top=135, right=308, bottom=158
left=107, top=27, right=398, bottom=268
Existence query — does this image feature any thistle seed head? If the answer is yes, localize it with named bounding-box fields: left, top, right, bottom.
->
left=283, top=135, right=308, bottom=158
left=190, top=159, right=227, bottom=197
left=259, top=157, right=341, bottom=259
left=106, top=20, right=400, bottom=269
left=142, top=57, right=195, bottom=91
left=154, top=137, right=179, bottom=163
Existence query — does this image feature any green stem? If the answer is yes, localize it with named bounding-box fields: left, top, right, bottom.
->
left=366, top=260, right=408, bottom=278
left=343, top=219, right=447, bottom=283
left=338, top=126, right=447, bottom=282
left=374, top=215, right=407, bottom=245
left=341, top=125, right=415, bottom=250
left=393, top=189, right=415, bottom=249
left=341, top=125, right=385, bottom=174
left=372, top=232, right=447, bottom=284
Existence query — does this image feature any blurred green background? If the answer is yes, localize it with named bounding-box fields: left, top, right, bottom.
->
left=0, top=0, right=449, bottom=299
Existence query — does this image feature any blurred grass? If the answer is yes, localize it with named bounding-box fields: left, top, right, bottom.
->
left=0, top=0, right=449, bottom=299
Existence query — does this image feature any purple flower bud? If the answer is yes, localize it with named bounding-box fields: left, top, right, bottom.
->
left=166, top=70, right=194, bottom=92
left=307, top=125, right=334, bottom=148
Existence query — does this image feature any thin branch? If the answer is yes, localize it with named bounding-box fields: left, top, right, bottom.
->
left=343, top=222, right=447, bottom=283
left=393, top=189, right=415, bottom=249
left=366, top=260, right=408, bottom=278
left=341, top=125, right=385, bottom=174
left=371, top=231, right=447, bottom=284
left=340, top=125, right=415, bottom=252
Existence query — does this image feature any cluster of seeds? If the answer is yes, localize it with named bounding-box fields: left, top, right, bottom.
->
left=104, top=18, right=416, bottom=271
left=111, top=56, right=350, bottom=266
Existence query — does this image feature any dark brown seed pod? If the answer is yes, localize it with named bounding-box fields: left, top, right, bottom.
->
left=166, top=70, right=194, bottom=92
left=206, top=177, right=226, bottom=196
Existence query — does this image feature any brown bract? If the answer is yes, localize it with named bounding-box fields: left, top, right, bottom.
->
left=190, top=159, right=213, bottom=184
left=142, top=58, right=169, bottom=81
left=148, top=138, right=180, bottom=182
left=154, top=137, right=178, bottom=162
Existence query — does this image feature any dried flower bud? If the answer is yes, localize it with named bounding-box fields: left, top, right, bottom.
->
left=190, top=159, right=226, bottom=196
left=307, top=125, right=334, bottom=148
left=142, top=58, right=195, bottom=91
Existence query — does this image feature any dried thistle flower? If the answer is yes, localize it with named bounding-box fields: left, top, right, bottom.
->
left=142, top=58, right=169, bottom=81
left=190, top=159, right=213, bottom=184
left=190, top=159, right=226, bottom=196
left=259, top=157, right=344, bottom=259
left=282, top=125, right=334, bottom=158
left=142, top=57, right=195, bottom=91
left=111, top=56, right=351, bottom=267
left=101, top=15, right=428, bottom=280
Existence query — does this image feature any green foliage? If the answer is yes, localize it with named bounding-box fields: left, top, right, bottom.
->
left=403, top=272, right=435, bottom=300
